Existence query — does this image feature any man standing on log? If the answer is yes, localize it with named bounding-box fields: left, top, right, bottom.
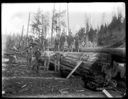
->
left=67, top=31, right=74, bottom=52
left=55, top=38, right=59, bottom=51
left=75, top=34, right=79, bottom=52
left=60, top=30, right=66, bottom=51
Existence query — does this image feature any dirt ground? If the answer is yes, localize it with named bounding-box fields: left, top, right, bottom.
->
left=2, top=58, right=123, bottom=98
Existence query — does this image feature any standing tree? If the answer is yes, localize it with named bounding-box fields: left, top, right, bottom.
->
left=77, top=27, right=86, bottom=46
left=74, top=33, right=79, bottom=52
left=85, top=15, right=90, bottom=46
left=31, top=9, right=50, bottom=51
left=52, top=10, right=66, bottom=51
left=97, top=13, right=125, bottom=47
left=88, top=27, right=97, bottom=43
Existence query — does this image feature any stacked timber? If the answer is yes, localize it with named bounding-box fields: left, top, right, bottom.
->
left=59, top=52, right=114, bottom=90
left=46, top=48, right=126, bottom=94
left=60, top=52, right=108, bottom=72
left=60, top=50, right=126, bottom=93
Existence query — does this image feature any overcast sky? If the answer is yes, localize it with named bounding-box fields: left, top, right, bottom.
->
left=2, top=2, right=125, bottom=37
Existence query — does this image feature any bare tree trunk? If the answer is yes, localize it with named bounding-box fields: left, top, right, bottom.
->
left=67, top=3, right=69, bottom=36
left=26, top=13, right=31, bottom=47
left=19, top=25, right=24, bottom=49
left=51, top=3, right=55, bottom=44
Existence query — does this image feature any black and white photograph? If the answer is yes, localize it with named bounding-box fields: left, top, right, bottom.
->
left=2, top=2, right=126, bottom=98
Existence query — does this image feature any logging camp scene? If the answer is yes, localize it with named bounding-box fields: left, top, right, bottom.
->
left=2, top=2, right=126, bottom=98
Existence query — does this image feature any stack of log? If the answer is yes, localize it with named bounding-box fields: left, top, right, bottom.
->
left=60, top=52, right=109, bottom=73
left=43, top=49, right=126, bottom=93
left=59, top=52, right=123, bottom=90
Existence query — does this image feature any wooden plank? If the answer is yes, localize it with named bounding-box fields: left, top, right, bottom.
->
left=102, top=89, right=113, bottom=98
left=66, top=61, right=82, bottom=79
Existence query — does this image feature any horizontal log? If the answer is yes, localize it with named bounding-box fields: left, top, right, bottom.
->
left=79, top=48, right=125, bottom=58
left=54, top=48, right=125, bottom=59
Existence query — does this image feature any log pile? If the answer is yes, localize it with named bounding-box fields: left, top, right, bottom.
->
left=60, top=52, right=111, bottom=73
left=59, top=51, right=125, bottom=91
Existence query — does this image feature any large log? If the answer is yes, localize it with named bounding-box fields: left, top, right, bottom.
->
left=54, top=48, right=125, bottom=63
left=79, top=48, right=125, bottom=58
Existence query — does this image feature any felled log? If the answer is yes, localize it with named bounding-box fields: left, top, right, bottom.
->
left=55, top=47, right=125, bottom=58
left=79, top=48, right=125, bottom=58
